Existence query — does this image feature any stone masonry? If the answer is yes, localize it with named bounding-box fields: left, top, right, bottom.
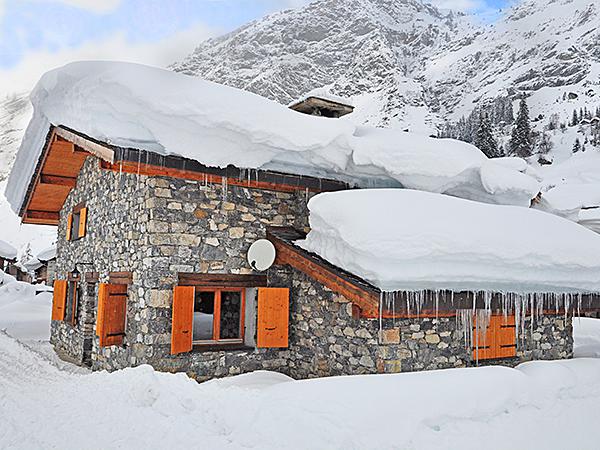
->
left=51, top=155, right=573, bottom=381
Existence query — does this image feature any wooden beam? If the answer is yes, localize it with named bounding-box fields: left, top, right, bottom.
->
left=55, top=126, right=114, bottom=163
left=177, top=273, right=268, bottom=288
left=108, top=271, right=133, bottom=285
left=39, top=174, right=77, bottom=188
left=101, top=160, right=336, bottom=194
left=23, top=210, right=60, bottom=225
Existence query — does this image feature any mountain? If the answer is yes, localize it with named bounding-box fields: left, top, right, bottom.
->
left=173, top=0, right=600, bottom=135
left=426, top=0, right=600, bottom=119
left=0, top=93, right=31, bottom=181
left=172, top=0, right=477, bottom=134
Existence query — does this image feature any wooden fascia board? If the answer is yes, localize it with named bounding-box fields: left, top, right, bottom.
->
left=268, top=236, right=380, bottom=318
left=54, top=126, right=114, bottom=163
left=20, top=127, right=57, bottom=218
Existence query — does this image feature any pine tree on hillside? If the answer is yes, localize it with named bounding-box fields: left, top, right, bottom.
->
left=508, top=98, right=533, bottom=158
left=571, top=109, right=579, bottom=126
left=573, top=138, right=581, bottom=153
left=537, top=132, right=553, bottom=155
left=475, top=112, right=501, bottom=158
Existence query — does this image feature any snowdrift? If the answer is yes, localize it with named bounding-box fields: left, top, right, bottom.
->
left=6, top=61, right=540, bottom=213
left=298, top=189, right=600, bottom=293
left=0, top=270, right=51, bottom=341
left=2, top=327, right=600, bottom=450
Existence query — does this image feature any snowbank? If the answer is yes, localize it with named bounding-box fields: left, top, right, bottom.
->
left=298, top=189, right=600, bottom=292
left=0, top=239, right=17, bottom=260
left=1, top=328, right=600, bottom=450
left=573, top=317, right=600, bottom=358
left=0, top=270, right=51, bottom=341
left=6, top=61, right=539, bottom=212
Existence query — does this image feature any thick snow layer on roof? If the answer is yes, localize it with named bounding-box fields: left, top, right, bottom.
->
left=6, top=61, right=539, bottom=212
left=0, top=239, right=17, bottom=260
left=297, top=189, right=600, bottom=293
left=288, top=86, right=354, bottom=107
left=36, top=244, right=56, bottom=262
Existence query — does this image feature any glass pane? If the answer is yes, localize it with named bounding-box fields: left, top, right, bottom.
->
left=193, top=291, right=215, bottom=341
left=71, top=212, right=80, bottom=239
left=220, top=291, right=242, bottom=340
left=65, top=281, right=77, bottom=323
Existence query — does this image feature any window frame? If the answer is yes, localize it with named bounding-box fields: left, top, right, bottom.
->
left=67, top=203, right=87, bottom=241
left=192, top=287, right=246, bottom=346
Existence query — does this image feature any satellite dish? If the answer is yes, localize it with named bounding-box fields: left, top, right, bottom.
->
left=248, top=239, right=276, bottom=271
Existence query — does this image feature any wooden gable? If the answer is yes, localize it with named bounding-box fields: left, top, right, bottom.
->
left=21, top=127, right=114, bottom=226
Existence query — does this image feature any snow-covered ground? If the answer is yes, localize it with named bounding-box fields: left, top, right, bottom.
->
left=1, top=276, right=600, bottom=449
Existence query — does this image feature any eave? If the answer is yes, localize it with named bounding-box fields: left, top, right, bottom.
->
left=266, top=227, right=600, bottom=319
left=20, top=125, right=115, bottom=225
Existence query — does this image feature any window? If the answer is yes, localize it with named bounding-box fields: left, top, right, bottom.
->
left=66, top=204, right=88, bottom=241
left=64, top=280, right=79, bottom=326
left=472, top=314, right=517, bottom=361
left=193, top=289, right=245, bottom=344
left=171, top=280, right=289, bottom=355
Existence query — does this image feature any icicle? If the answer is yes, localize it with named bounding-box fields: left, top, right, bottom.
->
left=378, top=291, right=384, bottom=344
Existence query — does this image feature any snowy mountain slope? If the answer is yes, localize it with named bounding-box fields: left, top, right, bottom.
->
left=0, top=94, right=31, bottom=181
left=173, top=0, right=599, bottom=134
left=428, top=0, right=600, bottom=120
left=0, top=94, right=55, bottom=254
left=172, top=0, right=477, bottom=133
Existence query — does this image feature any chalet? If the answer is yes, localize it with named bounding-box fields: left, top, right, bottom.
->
left=6, top=61, right=600, bottom=379
left=0, top=240, right=17, bottom=275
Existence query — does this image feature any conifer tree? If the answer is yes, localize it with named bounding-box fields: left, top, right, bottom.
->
left=508, top=98, right=533, bottom=158
left=475, top=112, right=501, bottom=158
left=572, top=109, right=579, bottom=126
left=573, top=138, right=581, bottom=153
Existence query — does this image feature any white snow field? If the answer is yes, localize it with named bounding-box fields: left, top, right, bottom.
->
left=298, top=189, right=600, bottom=293
left=0, top=275, right=599, bottom=450
left=6, top=61, right=540, bottom=213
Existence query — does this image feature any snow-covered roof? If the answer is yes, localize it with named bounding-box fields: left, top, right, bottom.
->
left=6, top=61, right=540, bottom=213
left=297, top=189, right=600, bottom=293
left=36, top=244, right=56, bottom=262
left=287, top=87, right=354, bottom=108
left=0, top=240, right=17, bottom=260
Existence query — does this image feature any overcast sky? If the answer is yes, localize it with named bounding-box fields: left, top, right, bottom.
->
left=0, top=0, right=511, bottom=95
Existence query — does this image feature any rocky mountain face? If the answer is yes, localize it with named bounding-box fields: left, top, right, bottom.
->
left=172, top=0, right=476, bottom=133
left=426, top=0, right=600, bottom=119
left=173, top=0, right=600, bottom=131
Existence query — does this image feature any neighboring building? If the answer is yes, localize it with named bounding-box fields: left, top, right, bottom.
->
left=6, top=61, right=597, bottom=379
left=0, top=240, right=17, bottom=275
left=35, top=244, right=57, bottom=285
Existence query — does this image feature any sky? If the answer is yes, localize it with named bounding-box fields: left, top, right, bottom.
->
left=0, top=0, right=511, bottom=95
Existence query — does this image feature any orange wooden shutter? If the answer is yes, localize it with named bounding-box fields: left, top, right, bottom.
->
left=51, top=280, right=68, bottom=321
left=257, top=287, right=289, bottom=348
left=97, top=283, right=128, bottom=347
left=171, top=286, right=195, bottom=355
left=78, top=207, right=88, bottom=238
left=66, top=214, right=73, bottom=241
left=473, top=315, right=516, bottom=360
left=496, top=315, right=517, bottom=358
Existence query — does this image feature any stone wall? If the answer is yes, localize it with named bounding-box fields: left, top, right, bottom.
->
left=51, top=155, right=574, bottom=380
left=270, top=265, right=573, bottom=378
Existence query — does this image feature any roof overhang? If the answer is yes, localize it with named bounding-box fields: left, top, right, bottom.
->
left=19, top=125, right=114, bottom=225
